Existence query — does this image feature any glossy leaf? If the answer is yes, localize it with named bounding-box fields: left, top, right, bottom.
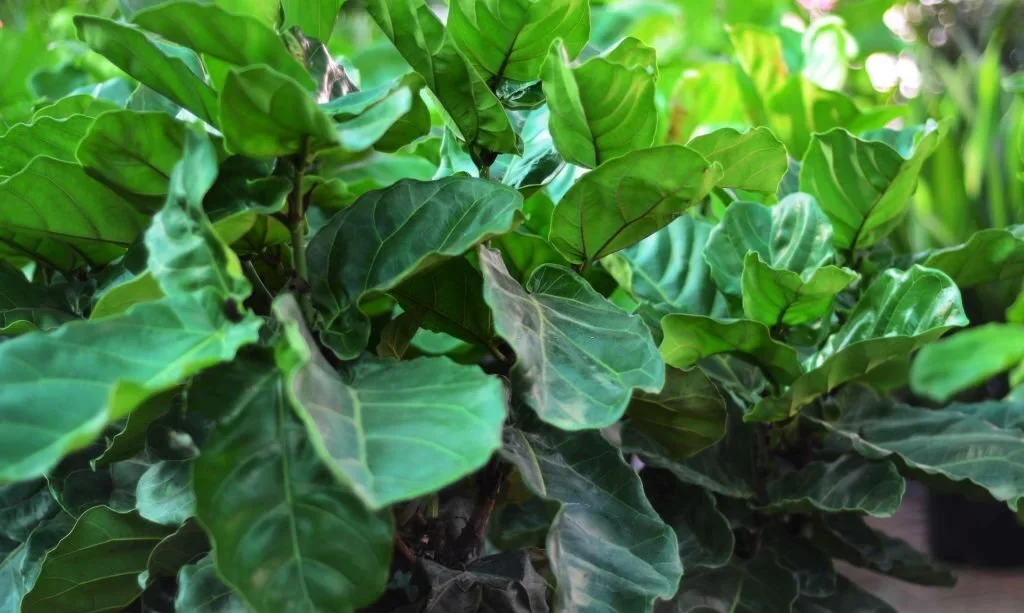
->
left=282, top=0, right=345, bottom=42
left=75, top=16, right=219, bottom=125
left=801, top=123, right=948, bottom=252
left=752, top=266, right=967, bottom=421
left=364, top=0, right=519, bottom=153
left=276, top=296, right=507, bottom=509
left=762, top=455, right=905, bottom=517
left=448, top=0, right=589, bottom=83
left=133, top=1, right=315, bottom=88
left=136, top=460, right=193, bottom=526
left=502, top=425, right=681, bottom=613
left=21, top=507, right=172, bottom=613
left=921, top=225, right=1024, bottom=288
left=0, top=115, right=94, bottom=175
left=191, top=355, right=393, bottom=613
left=663, top=552, right=799, bottom=613
left=794, top=576, right=898, bottom=613
left=742, top=252, right=858, bottom=327
left=548, top=145, right=720, bottom=266
left=623, top=367, right=727, bottom=460
left=492, top=106, right=565, bottom=194
left=175, top=555, right=247, bottom=613
left=911, top=324, right=1024, bottom=402
left=390, top=257, right=494, bottom=348
left=219, top=66, right=338, bottom=158
left=307, top=177, right=522, bottom=359
left=660, top=314, right=802, bottom=385
left=542, top=37, right=657, bottom=168
left=479, top=246, right=664, bottom=430
left=33, top=96, right=119, bottom=121
left=321, top=76, right=430, bottom=153
left=687, top=127, right=788, bottom=193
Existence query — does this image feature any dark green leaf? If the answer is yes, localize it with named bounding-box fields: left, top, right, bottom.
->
left=143, top=518, right=208, bottom=585
left=762, top=455, right=905, bottom=517
left=191, top=354, right=393, bottom=613
left=136, top=459, right=193, bottom=526
left=548, top=145, right=719, bottom=266
left=763, top=528, right=837, bottom=598
left=492, top=107, right=565, bottom=193
left=794, top=576, right=898, bottom=613
left=645, top=477, right=734, bottom=571
left=93, top=391, right=175, bottom=468
left=21, top=507, right=172, bottom=613
left=390, top=257, right=494, bottom=348
left=0, top=480, right=58, bottom=543
left=0, top=513, right=75, bottom=613
left=662, top=552, right=798, bottom=613
left=480, top=246, right=663, bottom=429
left=364, top=0, right=519, bottom=153
left=911, top=324, right=1024, bottom=402
left=687, top=127, right=788, bottom=193
left=0, top=262, right=76, bottom=335
left=307, top=177, right=522, bottom=359
left=416, top=551, right=550, bottom=613
left=920, top=225, right=1024, bottom=288
left=0, top=114, right=94, bottom=176
left=448, top=0, right=589, bottom=83
left=74, top=16, right=219, bottom=126
left=320, top=76, right=431, bottom=153
left=375, top=308, right=423, bottom=360
left=175, top=555, right=247, bottom=613
left=276, top=296, right=507, bottom=509
left=502, top=425, right=681, bottom=613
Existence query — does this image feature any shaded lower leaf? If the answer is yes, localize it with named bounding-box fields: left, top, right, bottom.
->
left=415, top=551, right=550, bottom=613
left=910, top=324, right=1024, bottom=402
left=662, top=551, right=798, bottom=613
left=762, top=455, right=905, bottom=518
left=175, top=554, right=247, bottom=613
left=136, top=459, right=194, bottom=526
left=191, top=355, right=393, bottom=613
left=503, top=425, right=681, bottom=613
left=92, top=391, right=175, bottom=467
left=0, top=481, right=58, bottom=543
left=21, top=507, right=172, bottom=613
left=763, top=528, right=837, bottom=599
left=144, top=518, right=208, bottom=585
left=0, top=512, right=75, bottom=613
left=0, top=264, right=76, bottom=335
left=794, top=576, right=897, bottom=613
left=643, top=474, right=734, bottom=572
left=390, top=257, right=494, bottom=348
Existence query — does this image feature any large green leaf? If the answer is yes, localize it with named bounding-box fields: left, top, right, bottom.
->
left=0, top=115, right=94, bottom=176
left=175, top=555, right=247, bottom=613
left=794, top=576, right=898, bottom=613
left=282, top=0, right=345, bottom=43
left=0, top=157, right=148, bottom=270
left=76, top=109, right=186, bottom=197
left=622, top=367, right=727, bottom=460
left=542, top=37, right=657, bottom=168
left=811, top=512, right=955, bottom=586
left=0, top=262, right=75, bottom=335
left=33, top=96, right=119, bottom=121
left=219, top=66, right=338, bottom=158
left=448, top=0, right=589, bottom=83
left=548, top=145, right=719, bottom=267
left=191, top=355, right=393, bottom=613
left=364, top=0, right=519, bottom=153
left=389, top=257, right=494, bottom=348
left=705, top=194, right=836, bottom=300
left=752, top=266, right=967, bottom=421
left=663, top=552, right=799, bottom=613
left=801, top=122, right=948, bottom=252
left=479, top=246, right=664, bottom=430
left=762, top=455, right=905, bottom=517
left=660, top=314, right=802, bottom=385
left=133, top=1, right=315, bottom=88
left=276, top=296, right=507, bottom=509
left=74, top=16, right=219, bottom=126
left=21, top=507, right=172, bottom=613
left=742, top=252, right=858, bottom=327
left=687, top=127, right=788, bottom=193
left=307, top=177, right=522, bottom=359
left=502, top=425, right=681, bottom=613
left=911, top=324, right=1024, bottom=402
left=602, top=216, right=724, bottom=316
left=812, top=386, right=1024, bottom=514
left=920, top=225, right=1024, bottom=288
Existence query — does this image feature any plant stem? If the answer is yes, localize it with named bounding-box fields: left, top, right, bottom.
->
left=288, top=137, right=313, bottom=322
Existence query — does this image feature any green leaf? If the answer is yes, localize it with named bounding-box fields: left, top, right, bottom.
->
left=415, top=552, right=550, bottom=613
left=801, top=122, right=948, bottom=252
left=133, top=1, right=315, bottom=89
left=375, top=308, right=423, bottom=360
left=0, top=290, right=260, bottom=483
left=74, top=16, right=219, bottom=126
left=763, top=528, right=837, bottom=599
left=542, top=37, right=657, bottom=168
left=276, top=296, right=507, bottom=509
left=645, top=477, right=734, bottom=571
left=762, top=455, right=905, bottom=517
left=0, top=157, right=148, bottom=270
left=219, top=66, right=338, bottom=158
left=705, top=194, right=836, bottom=300
left=794, top=576, right=898, bottom=613
left=766, top=76, right=864, bottom=156
left=663, top=552, right=799, bottom=613
left=623, top=367, right=727, bottom=460
left=364, top=0, right=519, bottom=153
left=143, top=517, right=208, bottom=585
left=602, top=216, right=724, bottom=317
left=911, top=324, right=1024, bottom=402
left=502, top=425, right=682, bottom=613
left=548, top=145, right=719, bottom=266
left=175, top=555, right=247, bottom=613
left=752, top=266, right=967, bottom=421
left=687, top=127, right=788, bottom=193
left=479, top=246, right=664, bottom=430
left=742, top=252, right=858, bottom=327
left=191, top=354, right=393, bottom=613
left=390, top=257, right=494, bottom=348
left=660, top=314, right=802, bottom=385
left=21, top=507, right=172, bottom=613
left=33, top=96, right=119, bottom=121
left=136, top=459, right=194, bottom=526
left=811, top=512, right=955, bottom=586
left=0, top=513, right=74, bottom=613
left=307, top=177, right=522, bottom=359
left=76, top=109, right=187, bottom=197
left=282, top=0, right=345, bottom=43
left=0, top=114, right=95, bottom=176
left=921, top=226, right=1024, bottom=288
left=448, top=0, right=590, bottom=83
left=492, top=106, right=565, bottom=194
left=320, top=76, right=430, bottom=153
left=89, top=272, right=164, bottom=320
left=0, top=262, right=76, bottom=335
left=0, top=480, right=58, bottom=542
left=812, top=386, right=1024, bottom=514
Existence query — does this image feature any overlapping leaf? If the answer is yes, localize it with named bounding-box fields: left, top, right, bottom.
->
left=911, top=324, right=1024, bottom=402
left=663, top=552, right=799, bottom=613
left=687, top=127, right=788, bottom=193
left=175, top=555, right=247, bottom=613
left=762, top=455, right=905, bottom=517
left=0, top=263, right=75, bottom=335
left=389, top=257, right=494, bottom=348
left=282, top=0, right=345, bottom=42
left=644, top=477, right=734, bottom=572
left=920, top=225, right=1024, bottom=288
left=479, top=246, right=664, bottom=430
left=0, top=115, right=94, bottom=175
left=794, top=576, right=898, bottom=613
left=742, top=252, right=858, bottom=327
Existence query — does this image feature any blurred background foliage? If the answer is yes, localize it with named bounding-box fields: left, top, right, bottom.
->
left=1, top=0, right=1021, bottom=309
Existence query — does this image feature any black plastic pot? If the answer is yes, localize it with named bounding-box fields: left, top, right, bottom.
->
left=927, top=490, right=1024, bottom=567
